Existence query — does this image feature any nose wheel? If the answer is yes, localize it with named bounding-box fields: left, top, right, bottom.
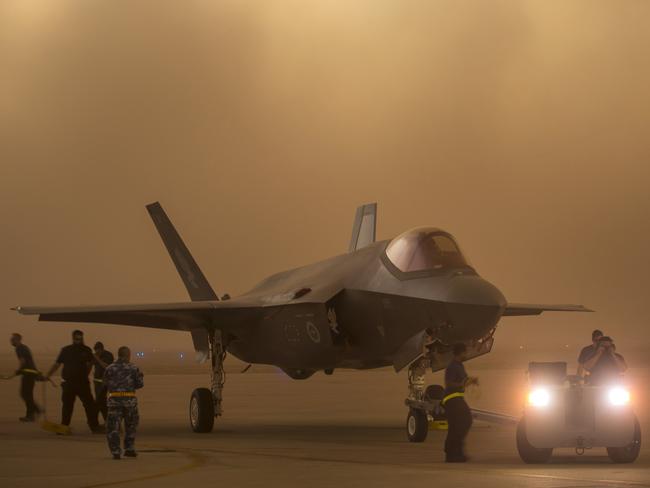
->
left=406, top=408, right=428, bottom=442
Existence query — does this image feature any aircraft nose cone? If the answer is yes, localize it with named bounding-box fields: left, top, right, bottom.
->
left=446, top=275, right=506, bottom=308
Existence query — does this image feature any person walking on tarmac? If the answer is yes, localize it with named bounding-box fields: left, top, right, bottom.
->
left=104, top=346, right=144, bottom=460
left=92, top=342, right=114, bottom=422
left=45, top=330, right=103, bottom=433
left=442, top=343, right=478, bottom=463
left=9, top=333, right=42, bottom=422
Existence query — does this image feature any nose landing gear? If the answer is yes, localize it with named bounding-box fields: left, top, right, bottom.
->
left=405, top=357, right=448, bottom=442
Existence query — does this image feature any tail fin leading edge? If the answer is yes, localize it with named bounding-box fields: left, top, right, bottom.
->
left=348, top=202, right=377, bottom=252
left=146, top=202, right=218, bottom=301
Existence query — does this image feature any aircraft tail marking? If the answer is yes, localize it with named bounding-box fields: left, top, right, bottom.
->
left=348, top=202, right=377, bottom=252
left=146, top=202, right=218, bottom=301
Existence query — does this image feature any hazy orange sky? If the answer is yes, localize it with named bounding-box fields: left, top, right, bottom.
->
left=1, top=1, right=649, bottom=357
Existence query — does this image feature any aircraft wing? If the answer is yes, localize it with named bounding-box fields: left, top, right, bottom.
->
left=502, top=303, right=593, bottom=316
left=11, top=299, right=263, bottom=332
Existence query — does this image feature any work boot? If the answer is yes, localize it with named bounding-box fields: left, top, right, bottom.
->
left=112, top=453, right=121, bottom=460
left=19, top=416, right=35, bottom=422
left=124, top=450, right=137, bottom=458
left=91, top=425, right=106, bottom=434
left=445, top=455, right=468, bottom=463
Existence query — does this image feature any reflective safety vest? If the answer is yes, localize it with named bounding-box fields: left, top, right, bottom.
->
left=108, top=391, right=136, bottom=398
left=441, top=392, right=465, bottom=406
left=18, top=368, right=41, bottom=376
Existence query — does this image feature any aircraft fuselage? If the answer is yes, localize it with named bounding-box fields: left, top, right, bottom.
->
left=226, top=237, right=506, bottom=374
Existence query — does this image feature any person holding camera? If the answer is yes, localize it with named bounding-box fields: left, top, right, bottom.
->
left=577, top=329, right=603, bottom=378
left=582, top=335, right=627, bottom=385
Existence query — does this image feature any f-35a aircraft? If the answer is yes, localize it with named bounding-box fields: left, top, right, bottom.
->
left=14, top=202, right=590, bottom=432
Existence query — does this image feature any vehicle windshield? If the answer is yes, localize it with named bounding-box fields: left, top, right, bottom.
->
left=385, top=227, right=468, bottom=273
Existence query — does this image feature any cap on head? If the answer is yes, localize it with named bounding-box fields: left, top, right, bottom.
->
left=592, top=329, right=604, bottom=341
left=118, top=346, right=130, bottom=359
left=452, top=342, right=467, bottom=356
left=94, top=341, right=104, bottom=351
left=11, top=332, right=22, bottom=341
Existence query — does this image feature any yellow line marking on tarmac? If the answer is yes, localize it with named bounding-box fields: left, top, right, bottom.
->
left=80, top=447, right=206, bottom=488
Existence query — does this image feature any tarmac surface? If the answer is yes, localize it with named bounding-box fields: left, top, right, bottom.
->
left=0, top=367, right=648, bottom=488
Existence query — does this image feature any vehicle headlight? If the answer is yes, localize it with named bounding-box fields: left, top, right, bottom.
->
left=528, top=388, right=550, bottom=407
left=608, top=387, right=630, bottom=406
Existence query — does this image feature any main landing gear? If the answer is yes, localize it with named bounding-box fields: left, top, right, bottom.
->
left=190, top=329, right=225, bottom=433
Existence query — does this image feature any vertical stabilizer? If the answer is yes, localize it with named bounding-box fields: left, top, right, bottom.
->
left=348, top=203, right=377, bottom=252
left=146, top=202, right=218, bottom=301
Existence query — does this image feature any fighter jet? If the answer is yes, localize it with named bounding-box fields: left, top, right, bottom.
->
left=13, top=202, right=590, bottom=432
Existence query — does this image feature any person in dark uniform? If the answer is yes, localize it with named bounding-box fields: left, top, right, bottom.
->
left=577, top=329, right=603, bottom=379
left=582, top=336, right=627, bottom=385
left=45, top=330, right=102, bottom=433
left=9, top=333, right=42, bottom=422
left=104, top=346, right=144, bottom=459
left=443, top=343, right=478, bottom=463
left=92, top=342, right=114, bottom=422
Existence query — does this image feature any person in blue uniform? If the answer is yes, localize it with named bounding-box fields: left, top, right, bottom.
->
left=104, top=346, right=144, bottom=459
left=443, top=343, right=478, bottom=463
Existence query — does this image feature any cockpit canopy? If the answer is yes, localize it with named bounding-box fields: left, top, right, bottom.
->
left=385, top=227, right=469, bottom=273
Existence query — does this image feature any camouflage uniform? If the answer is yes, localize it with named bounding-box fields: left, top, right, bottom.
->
left=103, top=358, right=144, bottom=456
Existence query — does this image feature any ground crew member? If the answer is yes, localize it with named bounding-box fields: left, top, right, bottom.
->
left=577, top=329, right=603, bottom=378
left=582, top=336, right=627, bottom=385
left=104, top=346, right=144, bottom=459
left=442, top=343, right=478, bottom=463
left=92, top=342, right=114, bottom=422
left=45, top=330, right=102, bottom=433
left=9, top=333, right=42, bottom=422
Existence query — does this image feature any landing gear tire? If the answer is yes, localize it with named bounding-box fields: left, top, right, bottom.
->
left=516, top=418, right=553, bottom=463
left=607, top=417, right=641, bottom=463
left=406, top=408, right=428, bottom=443
left=190, top=388, right=215, bottom=433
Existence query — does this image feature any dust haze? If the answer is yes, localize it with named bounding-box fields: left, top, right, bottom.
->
left=1, top=1, right=649, bottom=358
